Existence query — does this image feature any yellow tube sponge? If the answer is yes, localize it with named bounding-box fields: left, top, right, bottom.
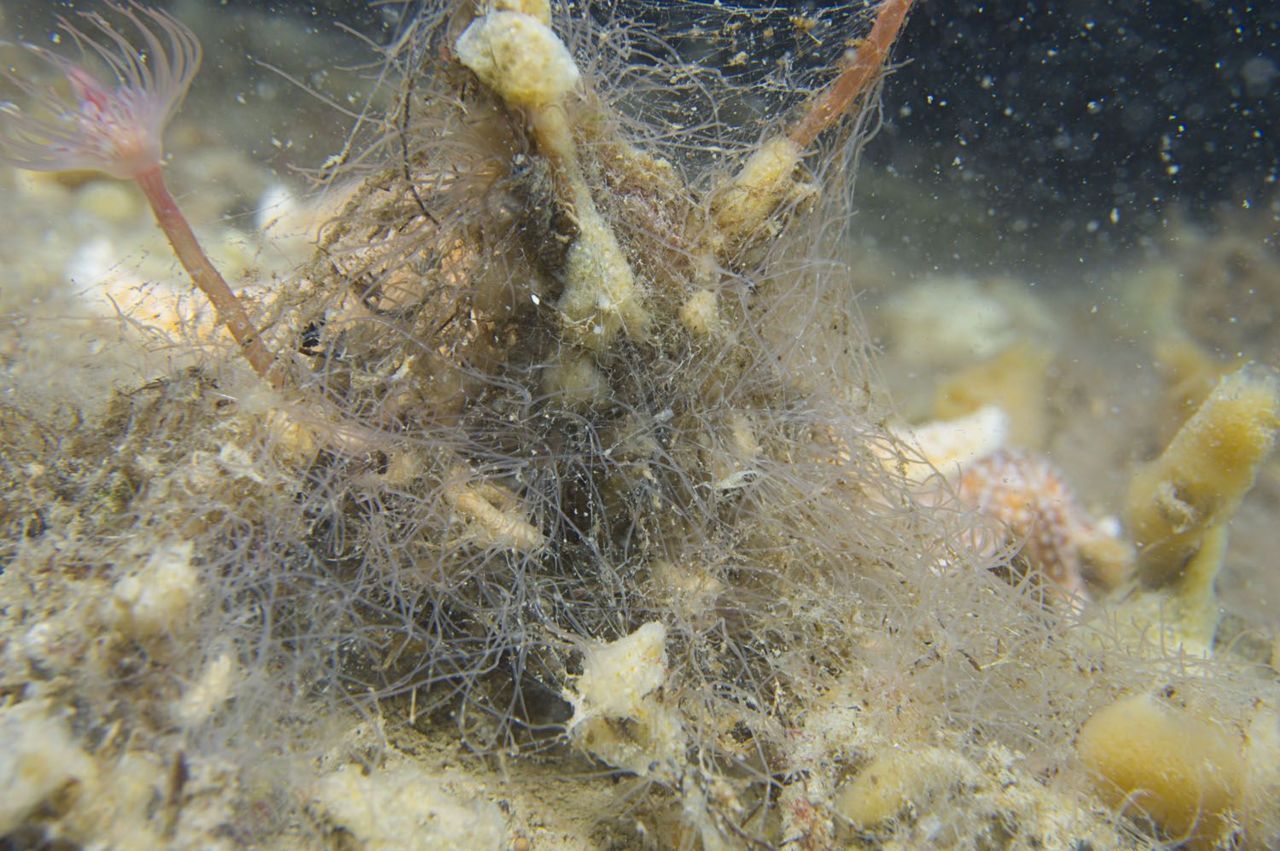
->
left=455, top=7, right=649, bottom=351
left=1126, top=364, right=1279, bottom=584
left=558, top=209, right=651, bottom=349
left=1077, top=693, right=1243, bottom=849
left=454, top=11, right=579, bottom=108
left=711, top=136, right=803, bottom=245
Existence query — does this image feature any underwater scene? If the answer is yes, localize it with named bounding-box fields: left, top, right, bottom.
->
left=0, top=0, right=1277, bottom=848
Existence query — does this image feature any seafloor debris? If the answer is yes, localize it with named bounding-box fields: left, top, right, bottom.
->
left=1178, top=231, right=1280, bottom=362
left=2, top=0, right=1280, bottom=848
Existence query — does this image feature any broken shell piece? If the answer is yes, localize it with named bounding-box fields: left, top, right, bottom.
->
left=174, top=651, right=237, bottom=727
left=109, top=540, right=199, bottom=640
left=0, top=702, right=97, bottom=836
left=886, top=405, right=1009, bottom=484
left=309, top=763, right=507, bottom=851
left=565, top=622, right=687, bottom=779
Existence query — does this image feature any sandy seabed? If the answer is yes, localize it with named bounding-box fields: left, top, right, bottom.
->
left=2, top=2, right=1279, bottom=849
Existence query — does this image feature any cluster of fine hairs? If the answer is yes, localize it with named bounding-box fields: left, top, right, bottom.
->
left=9, top=1, right=1260, bottom=847
left=268, top=0, right=933, bottom=747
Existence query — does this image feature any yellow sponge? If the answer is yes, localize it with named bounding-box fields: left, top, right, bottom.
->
left=1077, top=693, right=1242, bottom=848
left=1126, top=365, right=1278, bottom=583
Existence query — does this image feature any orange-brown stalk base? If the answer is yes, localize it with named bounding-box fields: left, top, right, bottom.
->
left=788, top=0, right=915, bottom=149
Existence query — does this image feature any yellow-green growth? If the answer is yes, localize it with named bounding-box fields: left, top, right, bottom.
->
left=453, top=10, right=577, bottom=108
left=1126, top=365, right=1279, bottom=584
left=1077, top=694, right=1243, bottom=849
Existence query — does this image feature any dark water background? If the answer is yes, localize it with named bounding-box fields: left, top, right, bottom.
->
left=220, top=0, right=1280, bottom=270
left=884, top=1, right=1278, bottom=256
